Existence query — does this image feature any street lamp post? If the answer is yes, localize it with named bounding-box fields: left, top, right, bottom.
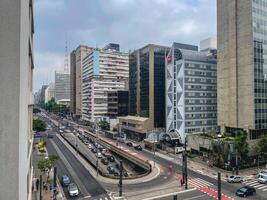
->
left=153, top=134, right=156, bottom=168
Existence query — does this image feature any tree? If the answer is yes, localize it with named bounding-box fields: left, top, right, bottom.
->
left=33, top=119, right=47, bottom=132
left=97, top=120, right=110, bottom=130
left=211, top=140, right=230, bottom=168
left=254, top=135, right=267, bottom=154
left=33, top=107, right=41, bottom=113
left=38, top=155, right=59, bottom=181
left=234, top=130, right=249, bottom=162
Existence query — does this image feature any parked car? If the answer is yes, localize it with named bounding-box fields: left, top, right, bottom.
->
left=258, top=174, right=267, bottom=184
left=236, top=186, right=256, bottom=197
left=68, top=183, right=79, bottom=197
left=126, top=142, right=133, bottom=147
left=107, top=165, right=115, bottom=174
left=107, top=155, right=115, bottom=162
left=134, top=145, right=142, bottom=151
left=61, top=175, right=71, bottom=186
left=95, top=152, right=102, bottom=159
left=91, top=148, right=97, bottom=153
left=101, top=158, right=109, bottom=165
left=227, top=175, right=243, bottom=183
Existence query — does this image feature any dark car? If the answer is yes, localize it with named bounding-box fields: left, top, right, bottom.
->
left=107, top=165, right=115, bottom=174
left=107, top=155, right=115, bottom=162
left=126, top=142, right=133, bottom=147
left=101, top=158, right=109, bottom=165
left=91, top=148, right=97, bottom=153
left=47, top=133, right=54, bottom=138
left=134, top=145, right=142, bottom=151
left=113, top=169, right=119, bottom=176
left=61, top=175, right=71, bottom=186
left=236, top=186, right=256, bottom=197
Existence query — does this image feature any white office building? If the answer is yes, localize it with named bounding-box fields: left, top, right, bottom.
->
left=82, top=44, right=129, bottom=122
left=0, top=0, right=34, bottom=199
left=55, top=71, right=70, bottom=102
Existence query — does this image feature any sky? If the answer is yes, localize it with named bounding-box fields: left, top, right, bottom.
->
left=34, top=0, right=216, bottom=92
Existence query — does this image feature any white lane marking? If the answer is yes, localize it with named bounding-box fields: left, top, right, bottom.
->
left=244, top=180, right=258, bottom=184
left=141, top=188, right=197, bottom=200
left=258, top=185, right=267, bottom=189
left=254, top=184, right=264, bottom=188
left=249, top=182, right=261, bottom=186
left=193, top=178, right=213, bottom=186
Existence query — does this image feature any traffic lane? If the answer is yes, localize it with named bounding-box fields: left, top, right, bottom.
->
left=126, top=145, right=267, bottom=200
left=153, top=189, right=214, bottom=200
left=46, top=137, right=82, bottom=200
left=52, top=135, right=107, bottom=197
left=62, top=132, right=111, bottom=175
left=48, top=133, right=108, bottom=197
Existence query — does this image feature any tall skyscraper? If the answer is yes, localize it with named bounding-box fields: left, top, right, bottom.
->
left=81, top=45, right=129, bottom=122
left=217, top=0, right=267, bottom=138
left=55, top=71, right=70, bottom=102
left=166, top=42, right=217, bottom=143
left=0, top=0, right=34, bottom=199
left=119, top=44, right=169, bottom=141
left=70, top=45, right=93, bottom=118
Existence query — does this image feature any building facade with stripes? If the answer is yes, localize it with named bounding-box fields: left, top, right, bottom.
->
left=81, top=45, right=129, bottom=122
left=166, top=41, right=217, bottom=143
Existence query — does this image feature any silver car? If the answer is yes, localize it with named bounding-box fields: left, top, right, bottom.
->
left=68, top=183, right=79, bottom=197
left=227, top=175, right=243, bottom=183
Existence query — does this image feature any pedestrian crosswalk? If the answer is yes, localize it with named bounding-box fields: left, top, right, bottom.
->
left=243, top=179, right=267, bottom=192
left=189, top=177, right=214, bottom=188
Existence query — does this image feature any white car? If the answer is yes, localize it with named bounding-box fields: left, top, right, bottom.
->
left=259, top=169, right=267, bottom=176
left=87, top=144, right=93, bottom=149
left=227, top=175, right=243, bottom=183
left=95, top=152, right=102, bottom=159
left=68, top=183, right=79, bottom=197
left=258, top=174, right=267, bottom=184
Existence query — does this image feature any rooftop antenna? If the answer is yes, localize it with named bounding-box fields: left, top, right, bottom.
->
left=64, top=39, right=69, bottom=72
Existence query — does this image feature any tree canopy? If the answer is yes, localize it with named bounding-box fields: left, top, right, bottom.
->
left=97, top=120, right=110, bottom=130
left=33, top=119, right=47, bottom=132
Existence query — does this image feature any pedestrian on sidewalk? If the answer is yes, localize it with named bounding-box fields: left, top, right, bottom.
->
left=36, top=178, right=39, bottom=190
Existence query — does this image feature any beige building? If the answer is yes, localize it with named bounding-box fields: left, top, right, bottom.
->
left=119, top=44, right=169, bottom=141
left=45, top=83, right=54, bottom=103
left=70, top=45, right=93, bottom=118
left=217, top=0, right=267, bottom=138
left=0, top=0, right=34, bottom=199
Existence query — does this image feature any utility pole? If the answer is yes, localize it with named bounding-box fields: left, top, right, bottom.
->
left=119, top=160, right=123, bottom=196
left=53, top=167, right=57, bottom=198
left=218, top=172, right=221, bottom=200
left=39, top=175, right=43, bottom=200
left=235, top=149, right=239, bottom=175
left=183, top=136, right=188, bottom=189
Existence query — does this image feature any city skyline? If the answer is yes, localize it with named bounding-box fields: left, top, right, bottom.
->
left=34, top=0, right=216, bottom=92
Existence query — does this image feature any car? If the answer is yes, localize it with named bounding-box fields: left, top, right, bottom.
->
left=87, top=144, right=93, bottom=149
left=227, top=175, right=243, bottom=183
left=47, top=133, right=54, bottom=138
left=113, top=169, right=120, bottom=176
left=95, top=152, right=102, bottom=159
left=84, top=141, right=90, bottom=145
left=101, top=158, right=109, bottom=165
left=259, top=169, right=267, bottom=176
left=126, top=142, right=133, bottom=147
left=107, top=165, right=115, bottom=174
left=68, top=183, right=79, bottom=197
left=123, top=171, right=129, bottom=177
left=61, top=175, right=71, bottom=186
left=91, top=148, right=97, bottom=153
left=59, top=130, right=63, bottom=133
left=107, top=155, right=115, bottom=162
left=134, top=145, right=142, bottom=151
left=236, top=186, right=256, bottom=197
left=258, top=174, right=267, bottom=184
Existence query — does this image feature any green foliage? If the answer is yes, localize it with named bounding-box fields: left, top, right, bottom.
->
left=234, top=130, right=249, bottom=160
left=33, top=107, right=41, bottom=113
left=254, top=135, right=267, bottom=154
left=33, top=119, right=47, bottom=132
left=97, top=120, right=110, bottom=130
left=211, top=140, right=231, bottom=167
left=38, top=155, right=59, bottom=173
left=44, top=98, right=70, bottom=115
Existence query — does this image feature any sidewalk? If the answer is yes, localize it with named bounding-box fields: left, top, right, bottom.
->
left=32, top=139, right=65, bottom=200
